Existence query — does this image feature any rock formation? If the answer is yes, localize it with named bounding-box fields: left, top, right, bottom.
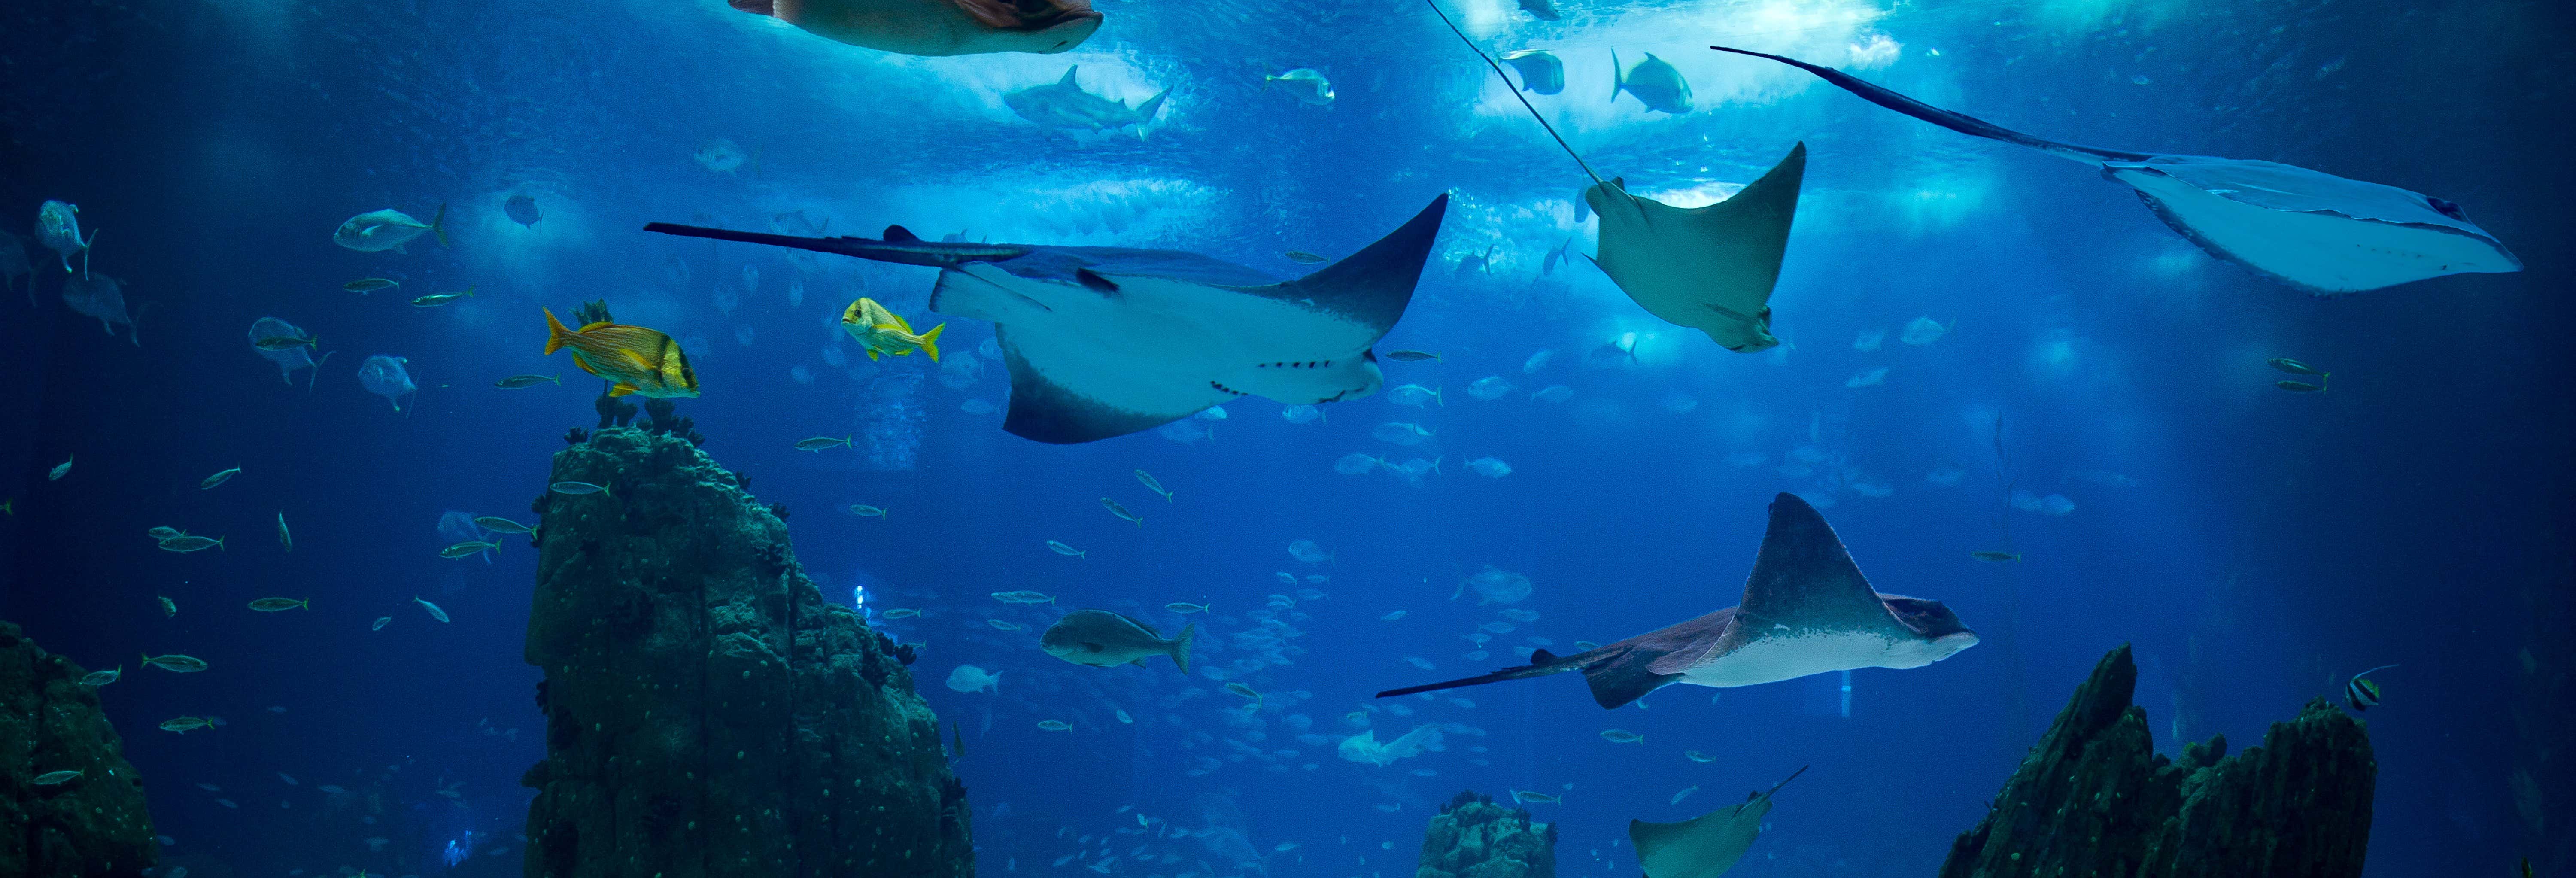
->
left=1415, top=790, right=1555, bottom=878
left=521, top=427, right=970, bottom=878
left=1939, top=645, right=2374, bottom=878
left=0, top=621, right=157, bottom=878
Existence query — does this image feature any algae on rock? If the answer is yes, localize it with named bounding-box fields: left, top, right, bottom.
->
left=1940, top=644, right=2374, bottom=878
left=521, top=428, right=970, bottom=878
left=1416, top=790, right=1555, bottom=878
left=0, top=620, right=158, bottom=878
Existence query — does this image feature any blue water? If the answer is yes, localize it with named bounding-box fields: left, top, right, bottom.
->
left=4, top=0, right=2568, bottom=875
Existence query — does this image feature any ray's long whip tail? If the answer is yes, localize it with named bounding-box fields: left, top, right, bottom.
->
left=1422, top=0, right=1605, bottom=188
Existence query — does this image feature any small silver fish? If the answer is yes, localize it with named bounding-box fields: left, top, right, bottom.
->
left=1511, top=790, right=1561, bottom=804
left=794, top=434, right=854, bottom=451
left=987, top=619, right=1023, bottom=631
left=880, top=608, right=921, bottom=619
left=1165, top=602, right=1211, bottom=614
left=1224, top=683, right=1262, bottom=702
left=251, top=334, right=316, bottom=351
left=410, top=286, right=476, bottom=307
left=147, top=526, right=182, bottom=540
left=494, top=374, right=560, bottom=389
left=1100, top=497, right=1142, bottom=527
left=440, top=541, right=500, bottom=559
left=2276, top=380, right=2327, bottom=393
left=2266, top=358, right=2327, bottom=377
left=550, top=481, right=611, bottom=496
left=1036, top=720, right=1072, bottom=731
left=247, top=598, right=309, bottom=612
left=414, top=596, right=450, bottom=623
left=80, top=667, right=120, bottom=686
left=199, top=467, right=242, bottom=490
left=990, top=590, right=1055, bottom=604
left=1382, top=350, right=1442, bottom=362
left=474, top=516, right=534, bottom=534
left=1134, top=469, right=1173, bottom=502
left=1599, top=729, right=1644, bottom=743
left=849, top=504, right=888, bottom=518
left=1047, top=540, right=1085, bottom=559
left=49, top=455, right=72, bottom=480
left=276, top=512, right=292, bottom=553
left=33, top=769, right=82, bottom=786
left=343, top=278, right=399, bottom=294
left=371, top=616, right=392, bottom=631
left=141, top=653, right=209, bottom=673
left=158, top=535, right=225, bottom=553
left=1284, top=251, right=1327, bottom=264
left=158, top=596, right=176, bottom=617
left=1971, top=550, right=2022, bottom=562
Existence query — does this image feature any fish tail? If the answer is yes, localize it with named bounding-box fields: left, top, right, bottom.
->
left=543, top=308, right=576, bottom=355
left=1170, top=623, right=1195, bottom=674
left=81, top=230, right=94, bottom=280
left=1611, top=49, right=1624, bottom=101
left=917, top=322, right=946, bottom=362
left=1435, top=386, right=1444, bottom=406
left=430, top=203, right=449, bottom=248
left=464, top=286, right=477, bottom=298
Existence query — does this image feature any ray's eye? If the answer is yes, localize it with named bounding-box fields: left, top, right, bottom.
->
left=2426, top=197, right=2466, bottom=220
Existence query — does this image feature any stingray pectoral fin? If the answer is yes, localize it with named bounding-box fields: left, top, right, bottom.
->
left=2106, top=158, right=2523, bottom=293
left=1260, top=193, right=1449, bottom=331
left=1708, top=46, right=2148, bottom=164
left=1738, top=493, right=1905, bottom=634
left=990, top=324, right=1227, bottom=444
left=1586, top=145, right=1803, bottom=353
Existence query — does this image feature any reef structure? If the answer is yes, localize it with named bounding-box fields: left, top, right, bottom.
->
left=1415, top=790, right=1556, bottom=878
left=520, top=427, right=969, bottom=878
left=1939, top=644, right=2374, bottom=878
left=0, top=621, right=157, bottom=878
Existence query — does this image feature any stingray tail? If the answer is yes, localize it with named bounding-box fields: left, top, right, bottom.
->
left=1707, top=46, right=2148, bottom=164
left=1377, top=649, right=1588, bottom=699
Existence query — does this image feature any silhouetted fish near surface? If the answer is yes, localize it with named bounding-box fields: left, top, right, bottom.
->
left=1516, top=0, right=1558, bottom=20
left=1612, top=50, right=1692, bottom=114
left=1502, top=50, right=1563, bottom=94
left=726, top=0, right=1101, bottom=56
left=503, top=194, right=542, bottom=228
left=1378, top=493, right=1976, bottom=708
left=1709, top=45, right=2520, bottom=293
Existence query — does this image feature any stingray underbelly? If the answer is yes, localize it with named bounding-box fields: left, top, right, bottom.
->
left=775, top=0, right=980, bottom=55
left=2111, top=167, right=2520, bottom=295
left=1676, top=629, right=1925, bottom=688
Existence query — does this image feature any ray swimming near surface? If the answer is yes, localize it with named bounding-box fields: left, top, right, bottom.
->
left=644, top=194, right=1448, bottom=444
left=1376, top=492, right=1977, bottom=708
left=1423, top=1, right=1805, bottom=353
left=1708, top=46, right=2520, bottom=295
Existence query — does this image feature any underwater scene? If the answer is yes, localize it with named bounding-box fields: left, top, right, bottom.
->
left=2, top=0, right=2570, bottom=876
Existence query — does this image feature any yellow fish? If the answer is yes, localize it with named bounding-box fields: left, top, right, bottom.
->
left=542, top=308, right=700, bottom=398
left=840, top=297, right=946, bottom=362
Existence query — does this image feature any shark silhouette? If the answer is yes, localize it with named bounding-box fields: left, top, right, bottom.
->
left=644, top=195, right=1447, bottom=444
left=1710, top=45, right=2520, bottom=294
left=1006, top=66, right=1170, bottom=136
left=1378, top=493, right=1976, bottom=708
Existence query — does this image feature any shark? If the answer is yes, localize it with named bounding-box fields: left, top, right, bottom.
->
left=1376, top=492, right=1977, bottom=709
left=643, top=194, right=1448, bottom=444
left=1710, top=46, right=2521, bottom=295
left=1006, top=66, right=1170, bottom=136
left=1424, top=1, right=1805, bottom=354
left=726, top=0, right=1100, bottom=56
left=1631, top=766, right=1807, bottom=878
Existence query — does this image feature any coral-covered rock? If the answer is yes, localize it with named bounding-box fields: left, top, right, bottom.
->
left=0, top=621, right=158, bottom=878
left=1416, top=790, right=1555, bottom=878
left=521, top=428, right=970, bottom=878
left=1940, top=645, right=2373, bottom=878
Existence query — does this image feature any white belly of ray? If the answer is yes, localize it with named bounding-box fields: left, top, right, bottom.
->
left=938, top=263, right=1385, bottom=417
left=2114, top=169, right=2518, bottom=294
left=1677, top=629, right=1943, bottom=689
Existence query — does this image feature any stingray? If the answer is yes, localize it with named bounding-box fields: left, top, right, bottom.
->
left=1425, top=2, right=1805, bottom=354
left=644, top=195, right=1448, bottom=444
left=1631, top=766, right=1807, bottom=878
left=1377, top=492, right=1977, bottom=708
left=1710, top=46, right=2520, bottom=295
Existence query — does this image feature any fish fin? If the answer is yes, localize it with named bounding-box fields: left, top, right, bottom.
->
left=543, top=308, right=576, bottom=355
left=431, top=203, right=449, bottom=248
left=1611, top=48, right=1624, bottom=102
left=1738, top=492, right=1899, bottom=633
left=863, top=348, right=881, bottom=361
left=1171, top=623, right=1195, bottom=674
left=578, top=320, right=615, bottom=332
left=917, top=323, right=945, bottom=362
left=1059, top=65, right=1079, bottom=85
left=620, top=347, right=656, bottom=373
left=608, top=383, right=638, bottom=397
left=884, top=225, right=922, bottom=243
left=1135, top=89, right=1171, bottom=125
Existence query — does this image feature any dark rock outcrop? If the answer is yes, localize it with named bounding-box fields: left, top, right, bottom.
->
left=1939, top=645, right=2374, bottom=878
left=521, top=428, right=970, bottom=878
left=0, top=621, right=157, bottom=877
left=1416, top=790, right=1555, bottom=878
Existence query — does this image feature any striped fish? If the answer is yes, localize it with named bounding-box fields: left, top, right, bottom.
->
left=2345, top=664, right=2397, bottom=711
